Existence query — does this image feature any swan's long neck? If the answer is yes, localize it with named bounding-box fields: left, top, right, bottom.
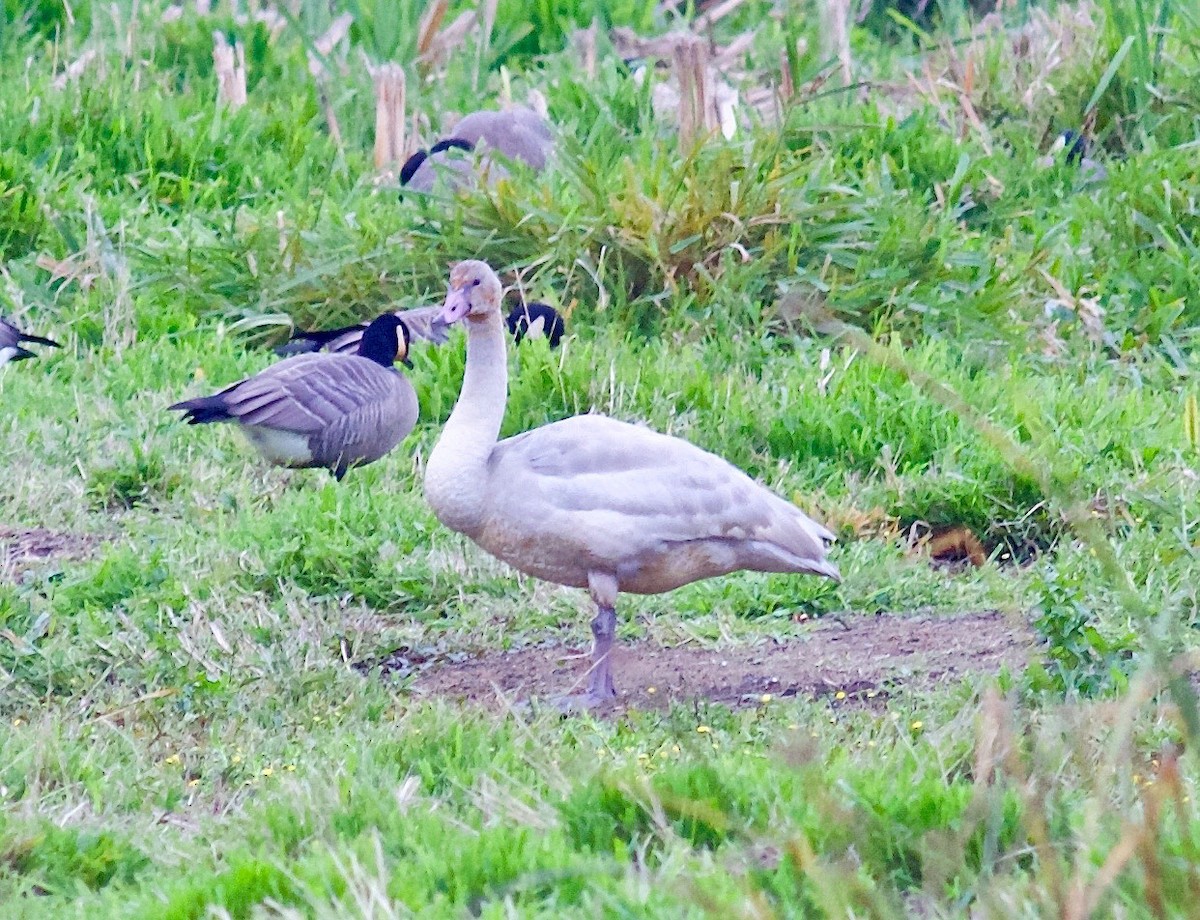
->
left=424, top=310, right=507, bottom=536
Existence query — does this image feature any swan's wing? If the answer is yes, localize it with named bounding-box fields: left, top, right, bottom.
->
left=489, top=415, right=833, bottom=564
left=223, top=354, right=402, bottom=433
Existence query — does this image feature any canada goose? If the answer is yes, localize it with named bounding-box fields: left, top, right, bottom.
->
left=170, top=314, right=418, bottom=480
left=1037, top=130, right=1107, bottom=184
left=506, top=301, right=565, bottom=348
left=276, top=304, right=450, bottom=357
left=284, top=302, right=565, bottom=356
left=0, top=316, right=60, bottom=365
left=401, top=106, right=554, bottom=193
left=424, top=261, right=839, bottom=707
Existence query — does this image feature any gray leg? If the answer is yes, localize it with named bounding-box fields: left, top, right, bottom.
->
left=554, top=572, right=620, bottom=711
left=586, top=603, right=617, bottom=701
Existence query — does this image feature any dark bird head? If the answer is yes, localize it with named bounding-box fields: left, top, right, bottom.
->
left=505, top=302, right=565, bottom=348
left=358, top=314, right=412, bottom=368
left=399, top=149, right=429, bottom=186
left=1, top=315, right=60, bottom=363
left=1055, top=130, right=1088, bottom=165
left=399, top=138, right=475, bottom=187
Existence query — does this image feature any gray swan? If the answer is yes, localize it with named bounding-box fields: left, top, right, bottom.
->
left=423, top=261, right=839, bottom=707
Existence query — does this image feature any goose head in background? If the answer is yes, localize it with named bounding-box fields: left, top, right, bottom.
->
left=276, top=304, right=451, bottom=357
left=505, top=302, right=565, bottom=348
left=399, top=138, right=475, bottom=186
left=170, top=314, right=418, bottom=480
left=400, top=106, right=554, bottom=194
left=1, top=315, right=60, bottom=366
left=1039, top=129, right=1107, bottom=184
left=282, top=299, right=564, bottom=357
left=425, top=260, right=838, bottom=710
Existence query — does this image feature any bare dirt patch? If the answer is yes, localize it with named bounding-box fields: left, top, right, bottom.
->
left=0, top=526, right=103, bottom=584
left=402, top=610, right=1033, bottom=712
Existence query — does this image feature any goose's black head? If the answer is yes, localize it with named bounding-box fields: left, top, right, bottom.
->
left=1056, top=130, right=1088, bottom=165
left=399, top=138, right=475, bottom=187
left=358, top=314, right=412, bottom=368
left=506, top=302, right=565, bottom=348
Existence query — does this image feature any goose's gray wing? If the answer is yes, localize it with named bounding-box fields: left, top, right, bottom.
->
left=310, top=373, right=418, bottom=469
left=452, top=108, right=554, bottom=169
left=223, top=354, right=402, bottom=433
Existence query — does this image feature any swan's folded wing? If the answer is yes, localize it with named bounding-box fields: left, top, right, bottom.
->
left=490, top=415, right=832, bottom=565
left=225, top=355, right=399, bottom=433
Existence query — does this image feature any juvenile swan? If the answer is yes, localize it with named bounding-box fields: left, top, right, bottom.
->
left=170, top=314, right=418, bottom=480
left=424, top=261, right=839, bottom=707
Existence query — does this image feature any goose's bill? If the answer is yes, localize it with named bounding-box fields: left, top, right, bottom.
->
left=438, top=288, right=471, bottom=325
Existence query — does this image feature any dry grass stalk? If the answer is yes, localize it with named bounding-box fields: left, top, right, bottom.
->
left=51, top=48, right=98, bottom=91
left=416, top=0, right=449, bottom=58
left=779, top=47, right=794, bottom=103
left=371, top=63, right=407, bottom=172
left=673, top=34, right=718, bottom=152
left=571, top=19, right=599, bottom=82
left=212, top=32, right=247, bottom=109
left=474, top=0, right=498, bottom=88
left=819, top=0, right=853, bottom=88
left=694, top=0, right=751, bottom=32
left=419, top=10, right=477, bottom=71
left=309, top=12, right=353, bottom=75
left=973, top=687, right=1012, bottom=789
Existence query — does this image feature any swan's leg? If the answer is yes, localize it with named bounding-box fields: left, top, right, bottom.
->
left=554, top=573, right=619, bottom=711
left=584, top=571, right=619, bottom=702
left=586, top=603, right=617, bottom=700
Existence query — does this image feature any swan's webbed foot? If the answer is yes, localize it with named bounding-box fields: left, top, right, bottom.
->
left=552, top=689, right=616, bottom=713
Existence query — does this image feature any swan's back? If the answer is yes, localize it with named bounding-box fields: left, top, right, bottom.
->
left=479, top=415, right=838, bottom=592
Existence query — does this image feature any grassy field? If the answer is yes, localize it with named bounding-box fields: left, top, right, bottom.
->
left=2, top=0, right=1200, bottom=915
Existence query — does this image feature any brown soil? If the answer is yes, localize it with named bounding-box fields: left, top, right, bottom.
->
left=0, top=526, right=102, bottom=584
left=403, top=610, right=1033, bottom=712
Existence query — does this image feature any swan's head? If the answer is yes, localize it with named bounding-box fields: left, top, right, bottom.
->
left=439, top=260, right=503, bottom=325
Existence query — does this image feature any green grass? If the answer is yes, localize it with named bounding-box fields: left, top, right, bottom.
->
left=2, top=0, right=1200, bottom=915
